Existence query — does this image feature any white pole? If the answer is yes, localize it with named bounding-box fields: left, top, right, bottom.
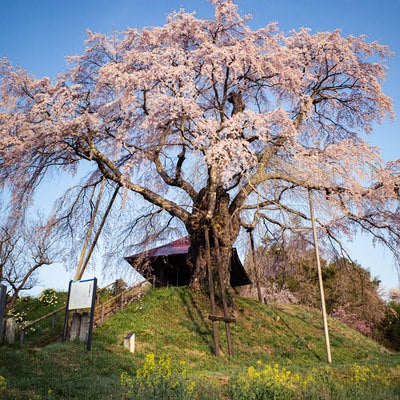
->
left=308, top=189, right=332, bottom=364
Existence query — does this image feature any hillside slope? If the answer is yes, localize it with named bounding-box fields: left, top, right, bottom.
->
left=95, top=286, right=390, bottom=370
left=0, top=286, right=398, bottom=399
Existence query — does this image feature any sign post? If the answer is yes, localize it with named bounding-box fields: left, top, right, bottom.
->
left=62, top=278, right=97, bottom=351
left=0, top=285, right=7, bottom=341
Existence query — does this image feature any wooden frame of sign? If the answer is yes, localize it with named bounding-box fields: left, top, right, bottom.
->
left=62, top=278, right=97, bottom=351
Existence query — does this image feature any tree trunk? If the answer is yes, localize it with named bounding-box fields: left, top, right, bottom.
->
left=187, top=219, right=237, bottom=356
left=186, top=188, right=240, bottom=294
left=8, top=291, right=19, bottom=310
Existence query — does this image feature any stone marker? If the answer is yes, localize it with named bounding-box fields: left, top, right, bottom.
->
left=79, top=313, right=90, bottom=343
left=124, top=333, right=135, bottom=353
left=70, top=313, right=81, bottom=341
left=4, top=318, right=16, bottom=344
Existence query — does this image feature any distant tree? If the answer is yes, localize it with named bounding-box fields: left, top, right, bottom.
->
left=377, top=301, right=400, bottom=351
left=0, top=217, right=56, bottom=308
left=326, top=259, right=384, bottom=336
left=388, top=287, right=400, bottom=303
left=242, top=235, right=322, bottom=304
left=247, top=237, right=385, bottom=335
left=376, top=287, right=400, bottom=350
left=0, top=0, right=398, bottom=301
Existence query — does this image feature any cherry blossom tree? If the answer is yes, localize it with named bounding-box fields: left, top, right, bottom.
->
left=0, top=0, right=398, bottom=295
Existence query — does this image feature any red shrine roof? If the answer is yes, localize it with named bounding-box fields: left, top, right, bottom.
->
left=140, top=236, right=191, bottom=258
left=125, top=236, right=251, bottom=287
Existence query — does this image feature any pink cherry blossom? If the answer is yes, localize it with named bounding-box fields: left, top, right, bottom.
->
left=0, top=1, right=398, bottom=287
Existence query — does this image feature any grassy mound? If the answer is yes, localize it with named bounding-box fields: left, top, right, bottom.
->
left=0, top=286, right=399, bottom=399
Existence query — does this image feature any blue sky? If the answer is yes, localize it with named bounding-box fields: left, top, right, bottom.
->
left=0, top=0, right=399, bottom=294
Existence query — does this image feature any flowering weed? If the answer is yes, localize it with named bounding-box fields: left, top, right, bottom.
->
left=229, top=361, right=309, bottom=400
left=121, top=353, right=201, bottom=400
left=0, top=376, right=6, bottom=393
left=229, top=361, right=400, bottom=400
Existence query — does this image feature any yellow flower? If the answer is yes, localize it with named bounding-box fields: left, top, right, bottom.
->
left=120, top=371, right=133, bottom=389
left=0, top=376, right=7, bottom=393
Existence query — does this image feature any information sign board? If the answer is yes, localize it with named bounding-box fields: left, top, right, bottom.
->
left=62, top=278, right=97, bottom=351
left=68, top=279, right=96, bottom=310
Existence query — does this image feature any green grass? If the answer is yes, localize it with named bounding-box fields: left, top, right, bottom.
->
left=5, top=292, right=68, bottom=347
left=1, top=286, right=400, bottom=399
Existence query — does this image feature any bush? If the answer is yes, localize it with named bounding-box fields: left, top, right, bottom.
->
left=5, top=308, right=26, bottom=328
left=331, top=303, right=374, bottom=336
left=377, top=302, right=400, bottom=351
left=38, top=288, right=58, bottom=306
left=112, top=278, right=128, bottom=295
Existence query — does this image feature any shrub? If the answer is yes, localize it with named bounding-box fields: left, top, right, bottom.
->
left=38, top=288, right=58, bottom=306
left=112, top=278, right=128, bottom=295
left=331, top=303, right=374, bottom=336
left=6, top=308, right=26, bottom=328
left=377, top=302, right=400, bottom=351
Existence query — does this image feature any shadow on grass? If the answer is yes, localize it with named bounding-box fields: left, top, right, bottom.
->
left=177, top=288, right=214, bottom=354
left=268, top=305, right=323, bottom=361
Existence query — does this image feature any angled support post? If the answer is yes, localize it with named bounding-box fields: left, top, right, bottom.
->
left=308, top=189, right=332, bottom=364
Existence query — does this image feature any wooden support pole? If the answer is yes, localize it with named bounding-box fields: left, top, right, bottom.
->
left=248, top=229, right=263, bottom=303
left=308, top=189, right=332, bottom=364
left=52, top=312, right=56, bottom=331
left=212, top=229, right=234, bottom=357
left=19, top=327, right=25, bottom=346
left=120, top=293, right=124, bottom=311
left=101, top=304, right=105, bottom=324
left=77, top=184, right=120, bottom=280
left=208, top=315, right=236, bottom=323
left=204, top=228, right=221, bottom=357
left=75, top=179, right=106, bottom=280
